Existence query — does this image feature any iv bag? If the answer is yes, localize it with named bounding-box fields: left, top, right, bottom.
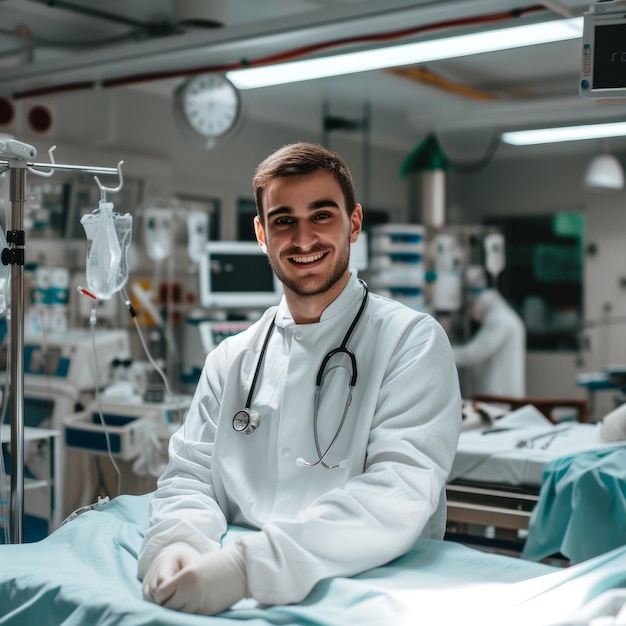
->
left=144, top=207, right=173, bottom=262
left=187, top=210, right=209, bottom=264
left=484, top=232, right=506, bottom=280
left=81, top=201, right=133, bottom=300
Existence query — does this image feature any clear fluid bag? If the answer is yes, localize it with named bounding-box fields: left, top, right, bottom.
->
left=81, top=201, right=133, bottom=300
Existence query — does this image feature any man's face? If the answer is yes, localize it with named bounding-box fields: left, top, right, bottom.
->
left=254, top=170, right=362, bottom=299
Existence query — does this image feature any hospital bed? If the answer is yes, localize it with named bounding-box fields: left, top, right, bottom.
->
left=469, top=393, right=591, bottom=424
left=1, top=492, right=626, bottom=626
left=446, top=395, right=626, bottom=563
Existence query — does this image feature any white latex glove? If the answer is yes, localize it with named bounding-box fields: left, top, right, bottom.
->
left=154, top=541, right=248, bottom=615
left=142, top=542, right=200, bottom=604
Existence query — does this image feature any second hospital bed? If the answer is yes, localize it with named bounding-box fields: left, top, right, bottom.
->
left=446, top=396, right=626, bottom=563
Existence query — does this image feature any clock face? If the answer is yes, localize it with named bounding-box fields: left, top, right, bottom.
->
left=175, top=74, right=242, bottom=146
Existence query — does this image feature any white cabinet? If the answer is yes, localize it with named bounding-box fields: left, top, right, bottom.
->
left=1, top=425, right=62, bottom=541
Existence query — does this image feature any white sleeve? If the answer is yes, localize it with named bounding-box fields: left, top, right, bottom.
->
left=240, top=318, right=462, bottom=605
left=452, top=314, right=512, bottom=366
left=137, top=346, right=228, bottom=579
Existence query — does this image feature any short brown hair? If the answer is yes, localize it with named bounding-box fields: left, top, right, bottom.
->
left=252, top=142, right=357, bottom=223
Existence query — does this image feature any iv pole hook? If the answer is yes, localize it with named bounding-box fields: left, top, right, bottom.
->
left=27, top=145, right=57, bottom=178
left=94, top=160, right=124, bottom=202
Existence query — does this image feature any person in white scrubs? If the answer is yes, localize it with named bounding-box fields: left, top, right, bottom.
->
left=452, top=280, right=526, bottom=398
left=138, top=142, right=462, bottom=616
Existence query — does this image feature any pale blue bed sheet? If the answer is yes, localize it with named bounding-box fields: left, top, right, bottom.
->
left=1, top=493, right=626, bottom=626
left=523, top=446, right=626, bottom=565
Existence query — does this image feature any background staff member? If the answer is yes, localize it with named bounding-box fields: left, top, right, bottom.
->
left=138, top=142, right=462, bottom=616
left=452, top=269, right=526, bottom=398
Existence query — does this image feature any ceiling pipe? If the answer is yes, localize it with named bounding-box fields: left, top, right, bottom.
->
left=28, top=0, right=227, bottom=29
left=6, top=3, right=548, bottom=100
left=28, top=0, right=151, bottom=29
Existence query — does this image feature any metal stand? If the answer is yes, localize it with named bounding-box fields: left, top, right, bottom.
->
left=0, top=141, right=121, bottom=543
left=5, top=166, right=25, bottom=544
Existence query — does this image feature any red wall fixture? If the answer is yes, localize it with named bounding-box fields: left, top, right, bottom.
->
left=27, top=104, right=53, bottom=134
left=0, top=97, right=15, bottom=128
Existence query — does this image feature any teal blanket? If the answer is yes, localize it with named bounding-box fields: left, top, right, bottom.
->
left=1, top=493, right=626, bottom=625
left=523, top=446, right=626, bottom=564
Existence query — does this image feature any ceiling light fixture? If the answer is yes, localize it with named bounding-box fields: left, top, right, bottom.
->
left=502, top=121, right=626, bottom=146
left=585, top=153, right=624, bottom=190
left=226, top=17, right=583, bottom=89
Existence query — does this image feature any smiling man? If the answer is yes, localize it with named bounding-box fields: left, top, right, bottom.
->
left=138, top=142, right=462, bottom=616
left=253, top=146, right=362, bottom=322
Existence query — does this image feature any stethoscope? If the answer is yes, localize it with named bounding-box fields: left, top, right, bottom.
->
left=232, top=279, right=369, bottom=469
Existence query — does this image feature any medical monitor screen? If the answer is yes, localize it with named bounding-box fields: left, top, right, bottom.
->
left=592, top=24, right=626, bottom=88
left=581, top=3, right=626, bottom=97
left=198, top=241, right=282, bottom=309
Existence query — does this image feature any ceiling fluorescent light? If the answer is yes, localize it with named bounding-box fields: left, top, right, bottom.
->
left=227, top=17, right=582, bottom=89
left=502, top=122, right=626, bottom=146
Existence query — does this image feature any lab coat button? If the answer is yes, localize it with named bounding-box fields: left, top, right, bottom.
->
left=294, top=333, right=303, bottom=340
left=281, top=447, right=291, bottom=457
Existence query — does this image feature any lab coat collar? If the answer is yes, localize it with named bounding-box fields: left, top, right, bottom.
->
left=274, top=272, right=363, bottom=329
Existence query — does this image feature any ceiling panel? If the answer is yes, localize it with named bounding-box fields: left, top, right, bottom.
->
left=0, top=0, right=625, bottom=157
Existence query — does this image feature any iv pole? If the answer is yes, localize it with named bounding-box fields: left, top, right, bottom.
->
left=0, top=139, right=121, bottom=544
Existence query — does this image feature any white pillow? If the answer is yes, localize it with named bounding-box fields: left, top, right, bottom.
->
left=599, top=402, right=626, bottom=442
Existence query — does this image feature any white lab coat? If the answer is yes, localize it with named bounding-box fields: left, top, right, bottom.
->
left=138, top=274, right=462, bottom=606
left=452, top=288, right=526, bottom=397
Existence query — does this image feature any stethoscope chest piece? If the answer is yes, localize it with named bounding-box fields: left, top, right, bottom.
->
left=233, top=409, right=260, bottom=436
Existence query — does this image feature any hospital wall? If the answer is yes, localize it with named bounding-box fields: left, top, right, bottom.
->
left=5, top=87, right=624, bottom=415
left=7, top=89, right=407, bottom=233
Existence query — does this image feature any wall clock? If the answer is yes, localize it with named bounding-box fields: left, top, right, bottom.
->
left=174, top=73, right=242, bottom=149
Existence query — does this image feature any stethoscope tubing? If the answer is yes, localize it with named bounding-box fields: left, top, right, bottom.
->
left=244, top=317, right=275, bottom=410
left=234, top=279, right=369, bottom=468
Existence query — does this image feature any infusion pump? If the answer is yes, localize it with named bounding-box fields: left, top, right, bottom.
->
left=580, top=0, right=626, bottom=98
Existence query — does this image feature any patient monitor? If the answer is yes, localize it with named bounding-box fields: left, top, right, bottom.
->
left=580, top=1, right=626, bottom=98
left=21, top=330, right=131, bottom=517
left=198, top=241, right=282, bottom=310
left=181, top=241, right=281, bottom=385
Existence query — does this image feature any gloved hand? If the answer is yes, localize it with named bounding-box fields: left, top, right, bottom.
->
left=142, top=542, right=200, bottom=604
left=153, top=541, right=248, bottom=615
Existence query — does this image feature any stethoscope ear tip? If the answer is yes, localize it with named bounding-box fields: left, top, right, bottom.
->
left=295, top=457, right=349, bottom=469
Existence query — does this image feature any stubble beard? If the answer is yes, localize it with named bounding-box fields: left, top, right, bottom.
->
left=268, top=243, right=351, bottom=298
